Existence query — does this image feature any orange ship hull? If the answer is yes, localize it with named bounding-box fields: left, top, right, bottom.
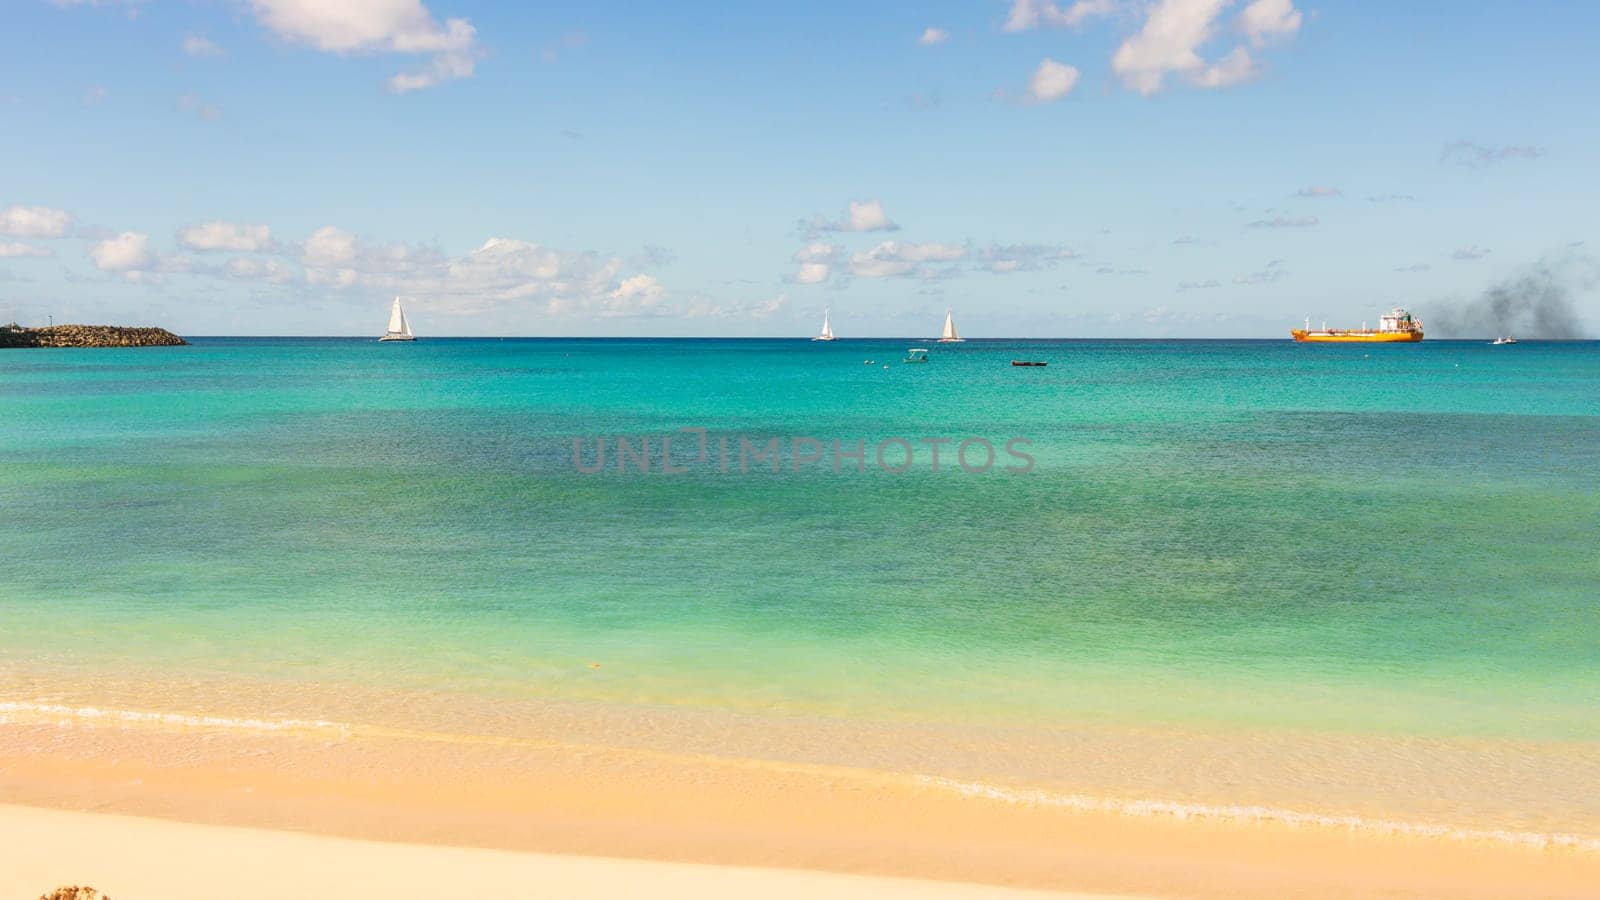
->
left=1291, top=329, right=1423, bottom=343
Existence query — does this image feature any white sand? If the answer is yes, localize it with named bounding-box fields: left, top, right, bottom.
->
left=0, top=804, right=1111, bottom=900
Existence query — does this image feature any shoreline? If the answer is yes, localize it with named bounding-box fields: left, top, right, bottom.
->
left=0, top=805, right=1097, bottom=900
left=4, top=688, right=1600, bottom=897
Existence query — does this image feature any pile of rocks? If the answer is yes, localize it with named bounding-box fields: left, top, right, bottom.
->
left=0, top=324, right=186, bottom=348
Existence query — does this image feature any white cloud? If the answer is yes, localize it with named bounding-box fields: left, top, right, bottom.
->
left=793, top=243, right=837, bottom=263
left=1439, top=141, right=1547, bottom=169
left=82, top=84, right=108, bottom=105
left=979, top=242, right=1079, bottom=273
left=1177, top=279, right=1221, bottom=291
left=444, top=238, right=586, bottom=295
left=301, top=225, right=359, bottom=267
left=1451, top=245, right=1491, bottom=261
left=788, top=242, right=840, bottom=284
left=89, top=231, right=154, bottom=273
left=1237, top=0, right=1301, bottom=46
left=183, top=34, right=226, bottom=57
left=179, top=221, right=273, bottom=252
left=1111, top=0, right=1261, bottom=94
left=273, top=229, right=671, bottom=317
left=801, top=199, right=899, bottom=236
left=917, top=26, right=948, bottom=46
left=601, top=274, right=666, bottom=316
left=178, top=92, right=221, bottom=122
left=842, top=199, right=896, bottom=232
left=414, top=238, right=658, bottom=317
left=748, top=293, right=788, bottom=319
left=296, top=226, right=442, bottom=289
left=0, top=205, right=74, bottom=238
left=0, top=241, right=55, bottom=258
left=791, top=263, right=831, bottom=284
left=1295, top=185, right=1341, bottom=198
left=386, top=51, right=476, bottom=93
left=849, top=241, right=965, bottom=279
left=676, top=292, right=791, bottom=321
left=792, top=238, right=1081, bottom=282
left=1188, top=45, right=1257, bottom=89
left=247, top=0, right=481, bottom=93
left=223, top=256, right=296, bottom=284
left=1027, top=58, right=1081, bottom=102
left=1003, top=0, right=1118, bottom=32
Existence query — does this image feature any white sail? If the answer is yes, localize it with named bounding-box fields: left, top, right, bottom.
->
left=813, top=308, right=835, bottom=341
left=380, top=296, right=416, bottom=341
left=938, top=309, right=963, bottom=342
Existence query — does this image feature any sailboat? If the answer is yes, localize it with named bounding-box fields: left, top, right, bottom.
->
left=937, top=309, right=964, bottom=343
left=379, top=296, right=415, bottom=342
left=812, top=308, right=836, bottom=341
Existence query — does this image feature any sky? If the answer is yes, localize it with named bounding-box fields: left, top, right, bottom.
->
left=1, top=0, right=1596, bottom=337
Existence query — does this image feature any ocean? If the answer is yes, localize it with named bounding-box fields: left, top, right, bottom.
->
left=3, top=337, right=1598, bottom=839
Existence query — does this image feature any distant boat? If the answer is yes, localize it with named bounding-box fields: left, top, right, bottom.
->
left=937, top=309, right=964, bottom=343
left=812, top=308, right=835, bottom=341
left=1011, top=360, right=1047, bottom=367
left=903, top=347, right=929, bottom=364
left=1491, top=336, right=1518, bottom=345
left=1291, top=308, right=1422, bottom=343
left=379, top=297, right=415, bottom=342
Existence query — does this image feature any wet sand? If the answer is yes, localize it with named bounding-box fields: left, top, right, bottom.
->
left=3, top=705, right=1598, bottom=898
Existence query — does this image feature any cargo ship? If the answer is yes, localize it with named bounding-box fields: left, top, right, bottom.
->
left=1291, top=307, right=1423, bottom=343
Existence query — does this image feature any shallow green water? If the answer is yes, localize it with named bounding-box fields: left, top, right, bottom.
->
left=2, top=338, right=1597, bottom=739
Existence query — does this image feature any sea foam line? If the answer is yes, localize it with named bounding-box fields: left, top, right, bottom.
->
left=8, top=699, right=1596, bottom=852
left=915, top=775, right=1600, bottom=852
left=0, top=701, right=349, bottom=736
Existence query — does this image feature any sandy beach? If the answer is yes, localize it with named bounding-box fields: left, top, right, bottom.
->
left=3, top=687, right=1599, bottom=899
left=0, top=805, right=1097, bottom=900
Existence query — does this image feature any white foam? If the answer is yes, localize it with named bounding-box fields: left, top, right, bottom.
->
left=0, top=701, right=349, bottom=736
left=915, top=775, right=1600, bottom=852
left=7, top=699, right=1594, bottom=852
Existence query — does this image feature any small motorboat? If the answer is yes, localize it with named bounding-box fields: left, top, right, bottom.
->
left=1491, top=336, right=1518, bottom=345
left=903, top=348, right=929, bottom=364
left=1011, top=360, right=1047, bottom=367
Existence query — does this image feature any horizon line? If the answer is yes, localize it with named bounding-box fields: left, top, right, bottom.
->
left=163, top=335, right=1594, bottom=342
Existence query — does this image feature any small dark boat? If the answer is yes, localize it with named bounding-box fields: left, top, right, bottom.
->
left=1010, top=360, right=1047, bottom=367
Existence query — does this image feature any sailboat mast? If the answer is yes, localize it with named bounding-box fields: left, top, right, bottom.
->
left=940, top=309, right=960, bottom=341
left=380, top=296, right=417, bottom=341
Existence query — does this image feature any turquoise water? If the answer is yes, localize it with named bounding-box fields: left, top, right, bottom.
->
left=2, top=338, right=1598, bottom=741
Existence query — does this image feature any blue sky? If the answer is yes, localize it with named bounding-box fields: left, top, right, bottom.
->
left=1, top=0, right=1595, bottom=336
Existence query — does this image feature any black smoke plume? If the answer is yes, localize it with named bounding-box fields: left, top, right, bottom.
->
left=1430, top=251, right=1594, bottom=339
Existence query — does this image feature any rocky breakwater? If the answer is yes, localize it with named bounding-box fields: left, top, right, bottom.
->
left=0, top=324, right=187, bottom=348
